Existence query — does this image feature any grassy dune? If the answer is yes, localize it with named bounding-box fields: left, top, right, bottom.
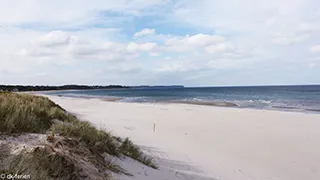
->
left=0, top=92, right=157, bottom=180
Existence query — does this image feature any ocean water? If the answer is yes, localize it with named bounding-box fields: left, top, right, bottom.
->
left=45, top=85, right=320, bottom=113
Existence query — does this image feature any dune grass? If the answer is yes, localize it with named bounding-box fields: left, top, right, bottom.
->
left=51, top=120, right=158, bottom=169
left=0, top=92, right=157, bottom=179
left=0, top=92, right=76, bottom=134
left=120, top=138, right=158, bottom=169
left=1, top=151, right=31, bottom=176
left=2, top=145, right=111, bottom=180
left=50, top=120, right=120, bottom=156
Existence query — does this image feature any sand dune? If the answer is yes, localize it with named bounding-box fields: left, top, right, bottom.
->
left=46, top=95, right=320, bottom=180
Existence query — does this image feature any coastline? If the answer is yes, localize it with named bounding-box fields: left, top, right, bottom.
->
left=43, top=94, right=320, bottom=180
left=39, top=92, right=320, bottom=114
left=33, top=84, right=320, bottom=114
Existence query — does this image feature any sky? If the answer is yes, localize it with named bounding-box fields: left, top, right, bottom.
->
left=0, top=0, right=319, bottom=86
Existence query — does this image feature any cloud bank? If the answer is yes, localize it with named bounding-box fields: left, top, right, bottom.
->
left=0, top=0, right=319, bottom=86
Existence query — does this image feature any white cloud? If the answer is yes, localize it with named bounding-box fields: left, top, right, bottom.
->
left=36, top=31, right=78, bottom=47
left=126, top=42, right=157, bottom=52
left=271, top=33, right=310, bottom=45
left=17, top=31, right=161, bottom=64
left=164, top=34, right=225, bottom=52
left=309, top=45, right=320, bottom=54
left=156, top=57, right=206, bottom=73
left=270, top=23, right=317, bottom=45
left=187, top=34, right=224, bottom=46
left=173, top=0, right=320, bottom=47
left=134, top=28, right=156, bottom=37
left=205, top=43, right=234, bottom=54
left=0, top=0, right=320, bottom=86
left=165, top=34, right=223, bottom=47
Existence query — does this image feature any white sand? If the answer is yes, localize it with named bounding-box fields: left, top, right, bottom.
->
left=46, top=95, right=320, bottom=180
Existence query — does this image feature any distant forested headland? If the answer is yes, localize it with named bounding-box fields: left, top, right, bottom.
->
left=0, top=85, right=185, bottom=92
left=0, top=85, right=129, bottom=92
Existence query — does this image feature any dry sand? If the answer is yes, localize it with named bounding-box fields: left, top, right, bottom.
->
left=45, top=95, right=320, bottom=180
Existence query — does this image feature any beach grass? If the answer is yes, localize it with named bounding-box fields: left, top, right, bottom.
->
left=0, top=92, right=157, bottom=179
left=120, top=138, right=158, bottom=169
left=50, top=120, right=120, bottom=156
left=0, top=92, right=75, bottom=134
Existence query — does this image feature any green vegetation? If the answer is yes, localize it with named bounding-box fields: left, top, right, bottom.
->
left=1, top=145, right=111, bottom=180
left=0, top=85, right=129, bottom=92
left=0, top=92, right=75, bottom=134
left=120, top=138, right=158, bottom=169
left=51, top=120, right=119, bottom=156
left=0, top=92, right=157, bottom=180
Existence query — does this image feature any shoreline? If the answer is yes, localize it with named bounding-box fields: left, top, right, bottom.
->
left=40, top=93, right=320, bottom=115
left=43, top=94, right=320, bottom=180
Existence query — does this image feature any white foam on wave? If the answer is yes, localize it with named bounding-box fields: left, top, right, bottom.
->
left=120, top=96, right=151, bottom=103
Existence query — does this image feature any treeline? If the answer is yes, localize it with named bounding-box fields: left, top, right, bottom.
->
left=0, top=85, right=129, bottom=92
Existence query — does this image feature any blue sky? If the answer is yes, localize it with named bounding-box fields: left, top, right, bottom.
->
left=0, top=0, right=319, bottom=86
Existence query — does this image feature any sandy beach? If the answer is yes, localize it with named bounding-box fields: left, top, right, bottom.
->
left=45, top=95, right=320, bottom=180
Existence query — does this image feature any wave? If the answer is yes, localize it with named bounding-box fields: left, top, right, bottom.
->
left=46, top=90, right=320, bottom=113
left=166, top=100, right=238, bottom=107
left=271, top=105, right=300, bottom=110
left=119, top=96, right=151, bottom=103
left=305, top=108, right=320, bottom=112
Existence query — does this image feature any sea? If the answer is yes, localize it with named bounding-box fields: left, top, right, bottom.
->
left=44, top=85, right=320, bottom=113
